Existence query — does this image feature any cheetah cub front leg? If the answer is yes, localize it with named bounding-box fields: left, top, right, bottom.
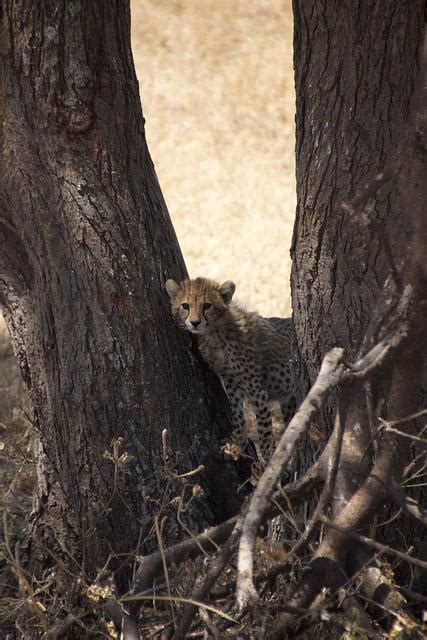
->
left=221, top=376, right=248, bottom=450
left=250, top=386, right=275, bottom=463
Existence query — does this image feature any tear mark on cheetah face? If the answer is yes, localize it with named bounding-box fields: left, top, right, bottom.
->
left=166, top=277, right=235, bottom=335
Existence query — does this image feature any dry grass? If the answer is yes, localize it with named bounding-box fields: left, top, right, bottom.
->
left=131, top=0, right=295, bottom=316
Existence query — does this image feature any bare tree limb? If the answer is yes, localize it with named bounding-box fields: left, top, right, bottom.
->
left=120, top=613, right=141, bottom=640
left=383, top=408, right=427, bottom=429
left=322, top=602, right=386, bottom=640
left=340, top=593, right=387, bottom=640
left=236, top=348, right=346, bottom=609
left=378, top=418, right=427, bottom=445
left=171, top=515, right=244, bottom=640
left=291, top=402, right=345, bottom=556
left=130, top=517, right=238, bottom=596
left=269, top=288, right=418, bottom=629
left=319, top=516, right=427, bottom=570
left=358, top=565, right=408, bottom=630
left=235, top=309, right=411, bottom=611
left=129, top=465, right=322, bottom=597
left=269, top=557, right=348, bottom=639
left=388, top=481, right=427, bottom=527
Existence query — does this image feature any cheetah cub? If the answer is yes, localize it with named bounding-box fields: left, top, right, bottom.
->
left=166, top=277, right=299, bottom=461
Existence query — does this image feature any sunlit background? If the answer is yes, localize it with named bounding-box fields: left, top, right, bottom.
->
left=131, top=0, right=295, bottom=316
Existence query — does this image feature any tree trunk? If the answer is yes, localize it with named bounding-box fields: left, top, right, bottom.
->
left=283, top=1, right=427, bottom=626
left=0, top=1, right=238, bottom=583
left=291, top=0, right=425, bottom=384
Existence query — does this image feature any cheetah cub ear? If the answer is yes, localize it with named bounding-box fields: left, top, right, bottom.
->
left=217, top=280, right=236, bottom=305
left=165, top=279, right=180, bottom=300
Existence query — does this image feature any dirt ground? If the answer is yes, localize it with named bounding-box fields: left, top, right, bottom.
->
left=131, top=0, right=296, bottom=317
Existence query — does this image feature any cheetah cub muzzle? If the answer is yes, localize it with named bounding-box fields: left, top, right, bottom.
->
left=166, top=276, right=299, bottom=461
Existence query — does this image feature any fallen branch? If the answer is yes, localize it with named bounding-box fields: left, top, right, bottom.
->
left=359, top=564, right=408, bottom=630
left=121, top=594, right=238, bottom=624
left=358, top=592, right=421, bottom=633
left=171, top=515, right=244, bottom=640
left=198, top=606, right=220, bottom=640
left=120, top=614, right=141, bottom=640
left=269, top=556, right=348, bottom=639
left=129, top=465, right=322, bottom=596
left=103, top=576, right=141, bottom=640
left=340, top=593, right=386, bottom=640
left=236, top=347, right=346, bottom=609
left=291, top=403, right=345, bottom=556
left=236, top=326, right=408, bottom=610
left=251, top=304, right=412, bottom=624
left=320, top=605, right=385, bottom=640
left=270, top=547, right=405, bottom=638
left=130, top=517, right=237, bottom=596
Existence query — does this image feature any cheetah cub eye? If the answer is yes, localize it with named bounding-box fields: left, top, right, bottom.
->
left=203, top=303, right=211, bottom=311
left=182, top=303, right=189, bottom=310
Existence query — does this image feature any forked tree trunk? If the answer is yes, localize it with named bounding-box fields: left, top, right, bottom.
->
left=0, top=1, right=238, bottom=581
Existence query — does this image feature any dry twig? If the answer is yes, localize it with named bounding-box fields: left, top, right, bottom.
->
left=319, top=516, right=427, bottom=570
left=388, top=481, right=427, bottom=528
left=129, top=465, right=321, bottom=596
left=291, top=403, right=345, bottom=556
left=171, top=515, right=244, bottom=640
left=236, top=347, right=346, bottom=609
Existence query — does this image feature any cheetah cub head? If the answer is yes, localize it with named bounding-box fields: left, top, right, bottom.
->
left=165, top=277, right=235, bottom=335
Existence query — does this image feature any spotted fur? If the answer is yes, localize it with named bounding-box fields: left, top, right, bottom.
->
left=165, top=277, right=299, bottom=460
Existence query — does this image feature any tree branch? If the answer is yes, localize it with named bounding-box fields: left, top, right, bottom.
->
left=319, top=516, right=427, bottom=570
left=235, top=308, right=411, bottom=611
left=129, top=465, right=322, bottom=597
left=236, top=347, right=346, bottom=609
left=171, top=515, right=244, bottom=640
left=377, top=411, right=427, bottom=446
left=388, top=481, right=427, bottom=528
left=130, top=517, right=237, bottom=596
left=291, top=402, right=345, bottom=556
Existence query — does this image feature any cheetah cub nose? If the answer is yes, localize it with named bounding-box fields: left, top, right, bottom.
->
left=191, top=320, right=201, bottom=327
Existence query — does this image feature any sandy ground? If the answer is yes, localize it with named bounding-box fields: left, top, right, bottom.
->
left=131, top=0, right=296, bottom=317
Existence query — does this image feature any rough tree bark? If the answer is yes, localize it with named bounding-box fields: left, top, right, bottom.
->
left=0, top=1, right=239, bottom=583
left=272, top=1, right=427, bottom=632
left=291, top=0, right=425, bottom=498
left=291, top=0, right=425, bottom=381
